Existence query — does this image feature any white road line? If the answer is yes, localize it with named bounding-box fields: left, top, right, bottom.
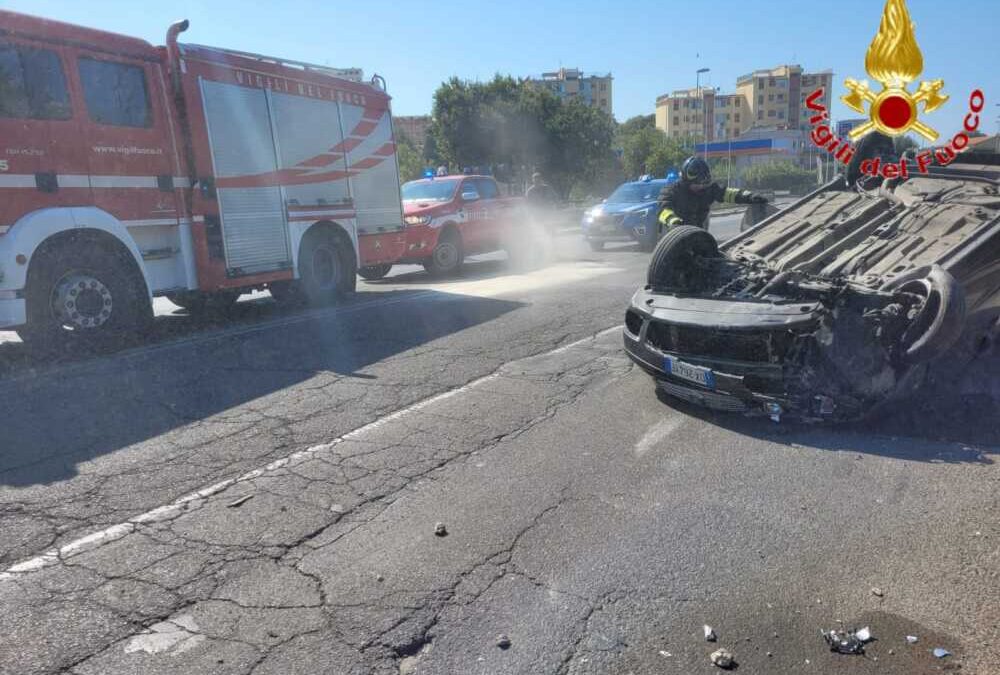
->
left=0, top=325, right=622, bottom=581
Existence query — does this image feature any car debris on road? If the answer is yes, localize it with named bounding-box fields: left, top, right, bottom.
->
left=704, top=624, right=717, bottom=641
left=823, top=626, right=874, bottom=654
left=709, top=648, right=736, bottom=669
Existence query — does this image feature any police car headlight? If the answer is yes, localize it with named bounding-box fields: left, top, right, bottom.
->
left=404, top=215, right=431, bottom=225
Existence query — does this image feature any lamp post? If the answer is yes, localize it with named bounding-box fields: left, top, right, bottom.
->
left=696, top=67, right=710, bottom=157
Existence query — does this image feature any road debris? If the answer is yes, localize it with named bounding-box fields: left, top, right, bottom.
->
left=496, top=634, right=511, bottom=650
left=658, top=650, right=672, bottom=658
left=870, top=587, right=884, bottom=597
left=710, top=649, right=735, bottom=669
left=226, top=494, right=253, bottom=508
left=434, top=522, right=448, bottom=537
left=704, top=625, right=717, bottom=642
left=822, top=626, right=873, bottom=654
left=905, top=635, right=919, bottom=644
left=933, top=647, right=951, bottom=658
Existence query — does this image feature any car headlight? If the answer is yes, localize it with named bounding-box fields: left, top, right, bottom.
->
left=404, top=215, right=431, bottom=226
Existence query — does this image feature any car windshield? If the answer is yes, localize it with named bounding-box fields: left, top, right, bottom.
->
left=606, top=182, right=665, bottom=204
left=401, top=179, right=459, bottom=202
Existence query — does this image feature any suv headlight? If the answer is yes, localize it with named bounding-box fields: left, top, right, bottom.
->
left=404, top=215, right=431, bottom=226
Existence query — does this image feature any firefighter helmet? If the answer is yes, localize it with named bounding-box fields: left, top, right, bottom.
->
left=680, top=156, right=712, bottom=185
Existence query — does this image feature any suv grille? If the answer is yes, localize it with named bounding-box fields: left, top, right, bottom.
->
left=646, top=322, right=793, bottom=363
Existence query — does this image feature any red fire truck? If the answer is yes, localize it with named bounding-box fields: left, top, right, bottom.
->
left=0, top=11, right=405, bottom=346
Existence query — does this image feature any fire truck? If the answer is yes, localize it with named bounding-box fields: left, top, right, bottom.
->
left=0, top=11, right=405, bottom=346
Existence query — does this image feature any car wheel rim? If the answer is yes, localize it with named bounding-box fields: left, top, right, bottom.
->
left=312, top=245, right=340, bottom=290
left=51, top=271, right=113, bottom=330
left=434, top=242, right=458, bottom=269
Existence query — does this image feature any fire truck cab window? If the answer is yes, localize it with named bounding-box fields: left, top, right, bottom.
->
left=78, top=58, right=151, bottom=128
left=0, top=44, right=72, bottom=120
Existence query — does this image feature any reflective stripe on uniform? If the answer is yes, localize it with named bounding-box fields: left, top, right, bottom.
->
left=658, top=208, right=682, bottom=226
left=723, top=187, right=743, bottom=203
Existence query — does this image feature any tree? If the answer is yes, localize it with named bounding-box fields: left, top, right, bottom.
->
left=617, top=114, right=656, bottom=139
left=742, top=160, right=815, bottom=192
left=427, top=75, right=616, bottom=197
left=394, top=131, right=425, bottom=182
left=621, top=127, right=687, bottom=179
left=893, top=135, right=920, bottom=155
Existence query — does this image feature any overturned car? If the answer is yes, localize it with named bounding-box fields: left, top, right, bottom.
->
left=624, top=154, right=1000, bottom=422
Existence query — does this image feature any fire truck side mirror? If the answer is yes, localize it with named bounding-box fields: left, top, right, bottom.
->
left=199, top=177, right=217, bottom=199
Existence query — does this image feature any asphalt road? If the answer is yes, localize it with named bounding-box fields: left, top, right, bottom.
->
left=1, top=216, right=998, bottom=675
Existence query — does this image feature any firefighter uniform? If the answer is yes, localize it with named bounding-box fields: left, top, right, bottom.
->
left=657, top=182, right=757, bottom=230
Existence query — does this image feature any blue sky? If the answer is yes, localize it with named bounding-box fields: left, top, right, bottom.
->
left=7, top=0, right=999, bottom=137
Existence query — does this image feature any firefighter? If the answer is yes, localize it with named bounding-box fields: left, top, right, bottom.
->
left=657, top=156, right=768, bottom=230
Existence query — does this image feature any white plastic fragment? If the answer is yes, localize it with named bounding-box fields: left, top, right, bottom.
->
left=704, top=625, right=717, bottom=642
left=855, top=626, right=872, bottom=642
left=905, top=635, right=918, bottom=644
left=933, top=647, right=951, bottom=658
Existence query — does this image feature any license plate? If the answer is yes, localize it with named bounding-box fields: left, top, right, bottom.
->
left=664, top=356, right=715, bottom=389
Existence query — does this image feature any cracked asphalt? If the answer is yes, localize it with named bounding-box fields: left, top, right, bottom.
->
left=2, top=227, right=999, bottom=674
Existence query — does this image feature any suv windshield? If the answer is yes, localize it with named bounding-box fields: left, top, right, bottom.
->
left=402, top=179, right=460, bottom=202
left=606, top=182, right=667, bottom=204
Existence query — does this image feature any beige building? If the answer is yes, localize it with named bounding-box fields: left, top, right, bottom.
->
left=736, top=65, right=832, bottom=132
left=655, top=64, right=832, bottom=142
left=526, top=68, right=613, bottom=117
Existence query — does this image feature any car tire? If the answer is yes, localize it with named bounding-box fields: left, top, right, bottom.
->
left=167, top=290, right=240, bottom=314
left=884, top=264, right=966, bottom=364
left=358, top=264, right=392, bottom=281
left=20, top=241, right=152, bottom=351
left=298, top=226, right=357, bottom=305
left=424, top=229, right=463, bottom=277
left=646, top=225, right=719, bottom=292
left=588, top=239, right=605, bottom=252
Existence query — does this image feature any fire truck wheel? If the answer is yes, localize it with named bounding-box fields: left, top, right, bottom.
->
left=299, top=226, right=357, bottom=305
left=21, top=241, right=152, bottom=350
left=166, top=291, right=240, bottom=314
left=358, top=264, right=393, bottom=281
left=423, top=229, right=464, bottom=277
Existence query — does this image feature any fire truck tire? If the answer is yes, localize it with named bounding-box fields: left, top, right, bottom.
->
left=166, top=291, right=240, bottom=314
left=423, top=228, right=464, bottom=277
left=20, top=240, right=152, bottom=350
left=298, top=225, right=357, bottom=305
left=358, top=264, right=393, bottom=281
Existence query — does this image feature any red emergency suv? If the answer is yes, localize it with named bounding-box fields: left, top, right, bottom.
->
left=358, top=175, right=525, bottom=279
left=0, top=11, right=405, bottom=347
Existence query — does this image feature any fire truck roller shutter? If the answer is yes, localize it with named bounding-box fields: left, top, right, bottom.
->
left=268, top=91, right=354, bottom=271
left=200, top=79, right=292, bottom=276
left=1, top=206, right=152, bottom=301
left=339, top=102, right=403, bottom=242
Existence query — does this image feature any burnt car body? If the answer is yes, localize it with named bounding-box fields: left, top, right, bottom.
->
left=624, top=156, right=1000, bottom=421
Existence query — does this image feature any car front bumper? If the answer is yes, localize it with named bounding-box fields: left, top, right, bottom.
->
left=622, top=288, right=847, bottom=420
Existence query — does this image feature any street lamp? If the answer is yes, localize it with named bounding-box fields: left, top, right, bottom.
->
left=696, top=67, right=710, bottom=157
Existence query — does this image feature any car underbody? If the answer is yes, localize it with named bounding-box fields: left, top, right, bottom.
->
left=625, top=164, right=1000, bottom=421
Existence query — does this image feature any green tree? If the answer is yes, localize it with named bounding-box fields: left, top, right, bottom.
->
left=742, top=160, right=815, bottom=192
left=428, top=75, right=616, bottom=197
left=893, top=135, right=920, bottom=155
left=394, top=131, right=425, bottom=182
left=617, top=114, right=656, bottom=140
left=621, top=127, right=686, bottom=179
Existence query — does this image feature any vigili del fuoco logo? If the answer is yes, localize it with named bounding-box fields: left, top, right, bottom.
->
left=805, top=0, right=985, bottom=178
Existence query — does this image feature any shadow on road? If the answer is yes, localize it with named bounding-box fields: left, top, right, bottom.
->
left=0, top=289, right=525, bottom=487
left=654, top=381, right=1000, bottom=464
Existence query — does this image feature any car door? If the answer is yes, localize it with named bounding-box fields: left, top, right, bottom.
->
left=473, top=178, right=504, bottom=252
left=74, top=52, right=181, bottom=233
left=456, top=178, right=485, bottom=252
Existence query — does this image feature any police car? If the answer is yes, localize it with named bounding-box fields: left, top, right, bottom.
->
left=581, top=175, right=676, bottom=252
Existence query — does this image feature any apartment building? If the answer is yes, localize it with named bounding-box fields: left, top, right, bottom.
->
left=525, top=68, right=613, bottom=116
left=655, top=64, right=832, bottom=142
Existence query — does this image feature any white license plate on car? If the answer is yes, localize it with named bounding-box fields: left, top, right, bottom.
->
left=664, top=356, right=716, bottom=389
